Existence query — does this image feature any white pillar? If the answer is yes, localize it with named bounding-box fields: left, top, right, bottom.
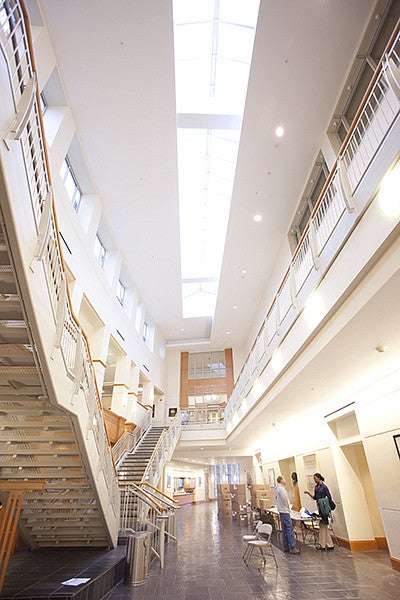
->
left=111, top=354, right=131, bottom=417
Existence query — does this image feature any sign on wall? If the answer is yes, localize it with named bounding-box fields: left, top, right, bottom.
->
left=303, top=453, right=319, bottom=494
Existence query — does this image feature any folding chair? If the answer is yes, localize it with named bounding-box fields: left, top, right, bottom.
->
left=243, top=523, right=278, bottom=568
left=242, top=520, right=262, bottom=557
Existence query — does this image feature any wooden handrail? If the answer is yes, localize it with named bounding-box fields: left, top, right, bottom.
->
left=138, top=482, right=179, bottom=505
left=119, top=481, right=166, bottom=512
left=0, top=480, right=46, bottom=592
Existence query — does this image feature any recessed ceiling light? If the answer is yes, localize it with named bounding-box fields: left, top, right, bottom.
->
left=241, top=268, right=247, bottom=274
left=233, top=305, right=237, bottom=310
left=375, top=345, right=387, bottom=353
left=254, top=214, right=262, bottom=222
left=275, top=125, right=284, bottom=137
left=227, top=331, right=231, bottom=335
left=180, top=328, right=185, bottom=332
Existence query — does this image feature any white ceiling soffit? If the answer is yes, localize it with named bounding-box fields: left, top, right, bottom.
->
left=36, top=0, right=376, bottom=349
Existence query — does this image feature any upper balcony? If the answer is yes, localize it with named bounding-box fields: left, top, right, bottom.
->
left=180, top=21, right=400, bottom=443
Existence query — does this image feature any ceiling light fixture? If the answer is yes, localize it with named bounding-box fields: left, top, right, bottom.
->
left=254, top=214, right=262, bottom=222
left=241, top=268, right=247, bottom=275
left=233, top=305, right=237, bottom=310
left=275, top=125, right=284, bottom=137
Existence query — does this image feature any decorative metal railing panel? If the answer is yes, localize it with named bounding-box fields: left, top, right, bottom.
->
left=112, top=408, right=152, bottom=467
left=142, top=413, right=182, bottom=486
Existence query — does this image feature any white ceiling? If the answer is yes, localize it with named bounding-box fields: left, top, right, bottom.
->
left=35, top=0, right=378, bottom=350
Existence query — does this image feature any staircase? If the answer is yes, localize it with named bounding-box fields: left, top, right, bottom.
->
left=0, top=0, right=119, bottom=554
left=0, top=229, right=115, bottom=548
left=117, top=427, right=166, bottom=484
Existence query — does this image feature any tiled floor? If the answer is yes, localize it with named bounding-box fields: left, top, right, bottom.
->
left=1, top=545, right=126, bottom=599
left=108, top=501, right=400, bottom=600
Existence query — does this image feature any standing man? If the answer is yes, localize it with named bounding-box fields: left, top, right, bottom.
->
left=276, top=475, right=300, bottom=554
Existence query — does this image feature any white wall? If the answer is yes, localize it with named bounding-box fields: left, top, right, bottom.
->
left=164, top=461, right=207, bottom=503
left=30, top=22, right=169, bottom=422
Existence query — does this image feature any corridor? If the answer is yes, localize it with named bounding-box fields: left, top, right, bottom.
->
left=108, top=501, right=400, bottom=600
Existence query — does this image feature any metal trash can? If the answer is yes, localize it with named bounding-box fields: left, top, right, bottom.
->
left=124, top=533, right=149, bottom=585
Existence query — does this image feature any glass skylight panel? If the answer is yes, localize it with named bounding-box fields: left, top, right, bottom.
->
left=173, top=0, right=260, bottom=319
left=182, top=280, right=218, bottom=318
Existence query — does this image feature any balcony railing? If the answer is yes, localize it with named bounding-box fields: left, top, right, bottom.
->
left=223, top=21, right=400, bottom=429
left=181, top=405, right=225, bottom=427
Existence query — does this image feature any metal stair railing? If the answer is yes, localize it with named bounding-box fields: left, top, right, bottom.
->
left=112, top=408, right=152, bottom=468
left=141, top=412, right=182, bottom=487
left=137, top=482, right=180, bottom=541
left=119, top=482, right=171, bottom=568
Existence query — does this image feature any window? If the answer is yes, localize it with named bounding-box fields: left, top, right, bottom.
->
left=213, top=463, right=240, bottom=494
left=330, top=1, right=399, bottom=145
left=188, top=393, right=227, bottom=406
left=0, top=2, right=18, bottom=38
left=116, top=280, right=126, bottom=306
left=60, top=157, right=81, bottom=211
left=94, top=234, right=106, bottom=268
left=39, top=92, right=47, bottom=114
left=0, top=5, right=10, bottom=37
left=188, top=350, right=226, bottom=379
left=288, top=153, right=328, bottom=251
left=142, top=321, right=149, bottom=342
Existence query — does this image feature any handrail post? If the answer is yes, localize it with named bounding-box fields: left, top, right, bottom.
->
left=289, top=263, right=297, bottom=309
left=3, top=73, right=37, bottom=149
left=51, top=272, right=67, bottom=356
left=30, top=189, right=52, bottom=269
left=382, top=53, right=400, bottom=99
left=156, top=514, right=168, bottom=569
left=309, top=219, right=320, bottom=270
left=337, top=157, right=356, bottom=212
left=73, top=327, right=84, bottom=395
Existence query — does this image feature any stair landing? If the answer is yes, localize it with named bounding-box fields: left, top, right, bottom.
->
left=0, top=546, right=126, bottom=600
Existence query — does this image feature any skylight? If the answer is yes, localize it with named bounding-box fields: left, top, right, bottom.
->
left=173, top=0, right=260, bottom=319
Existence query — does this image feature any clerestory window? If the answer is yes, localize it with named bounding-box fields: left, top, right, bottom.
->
left=116, top=279, right=126, bottom=306
left=288, top=153, right=329, bottom=252
left=94, top=234, right=106, bottom=268
left=60, top=156, right=81, bottom=211
left=330, top=1, right=399, bottom=146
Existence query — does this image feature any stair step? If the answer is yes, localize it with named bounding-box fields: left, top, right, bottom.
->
left=0, top=323, right=29, bottom=344
left=0, top=280, right=17, bottom=294
left=0, top=300, right=23, bottom=320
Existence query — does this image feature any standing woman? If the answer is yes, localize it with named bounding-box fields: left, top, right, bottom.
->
left=304, top=472, right=334, bottom=550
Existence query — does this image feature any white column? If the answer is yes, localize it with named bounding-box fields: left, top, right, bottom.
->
left=111, top=354, right=131, bottom=417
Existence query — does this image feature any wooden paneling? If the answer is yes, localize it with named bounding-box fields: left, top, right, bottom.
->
left=180, top=352, right=189, bottom=409
left=225, top=348, right=234, bottom=396
left=103, top=408, right=127, bottom=444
